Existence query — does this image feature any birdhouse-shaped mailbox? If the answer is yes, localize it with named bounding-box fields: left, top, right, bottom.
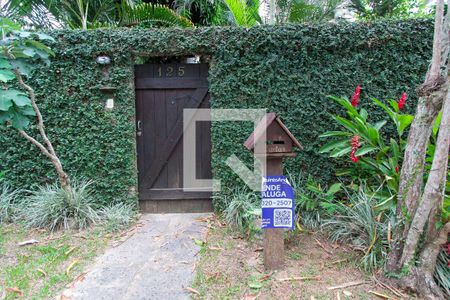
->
left=244, top=113, right=302, bottom=156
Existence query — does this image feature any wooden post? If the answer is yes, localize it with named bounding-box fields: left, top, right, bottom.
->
left=263, top=157, right=285, bottom=270
left=243, top=113, right=303, bottom=271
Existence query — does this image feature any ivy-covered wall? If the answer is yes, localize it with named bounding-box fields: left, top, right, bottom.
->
left=0, top=20, right=433, bottom=206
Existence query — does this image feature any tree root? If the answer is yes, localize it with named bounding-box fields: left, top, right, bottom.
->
left=393, top=268, right=446, bottom=300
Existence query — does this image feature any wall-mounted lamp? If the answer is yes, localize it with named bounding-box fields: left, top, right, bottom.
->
left=99, top=86, right=117, bottom=111
left=185, top=55, right=201, bottom=64
left=96, top=55, right=111, bottom=65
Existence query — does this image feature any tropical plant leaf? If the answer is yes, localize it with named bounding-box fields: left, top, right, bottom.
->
left=0, top=69, right=15, bottom=82
left=372, top=98, right=394, bottom=120
left=0, top=59, right=12, bottom=69
left=326, top=183, right=342, bottom=195
left=0, top=89, right=31, bottom=107
left=0, top=111, right=10, bottom=122
left=390, top=138, right=400, bottom=160
left=18, top=105, right=35, bottom=116
left=0, top=16, right=21, bottom=33
left=397, top=114, right=414, bottom=136
left=367, top=127, right=380, bottom=145
left=223, top=0, right=260, bottom=26
left=355, top=145, right=378, bottom=156
left=288, top=0, right=340, bottom=24
left=319, top=131, right=353, bottom=138
left=0, top=98, right=13, bottom=111
left=119, top=3, right=193, bottom=28
left=10, top=59, right=32, bottom=77
left=330, top=145, right=352, bottom=157
left=10, top=110, right=30, bottom=129
left=333, top=116, right=358, bottom=133
left=319, top=139, right=349, bottom=153
left=373, top=120, right=387, bottom=131
left=433, top=111, right=442, bottom=138
left=360, top=108, right=368, bottom=121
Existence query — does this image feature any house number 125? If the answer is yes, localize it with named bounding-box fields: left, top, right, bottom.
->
left=157, top=66, right=185, bottom=77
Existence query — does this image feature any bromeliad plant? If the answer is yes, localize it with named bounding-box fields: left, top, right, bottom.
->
left=319, top=86, right=414, bottom=211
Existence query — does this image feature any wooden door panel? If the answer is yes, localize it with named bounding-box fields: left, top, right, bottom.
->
left=135, top=63, right=212, bottom=202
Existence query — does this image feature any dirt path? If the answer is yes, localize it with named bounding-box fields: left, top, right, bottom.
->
left=61, top=213, right=209, bottom=300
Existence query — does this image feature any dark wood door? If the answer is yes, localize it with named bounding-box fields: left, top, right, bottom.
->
left=135, top=63, right=212, bottom=205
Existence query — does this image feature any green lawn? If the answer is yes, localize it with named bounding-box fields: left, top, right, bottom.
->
left=0, top=224, right=111, bottom=299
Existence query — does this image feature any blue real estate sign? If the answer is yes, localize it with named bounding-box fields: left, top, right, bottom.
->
left=261, top=176, right=295, bottom=230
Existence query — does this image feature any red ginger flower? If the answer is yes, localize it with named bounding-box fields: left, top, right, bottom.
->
left=398, top=92, right=407, bottom=110
left=395, top=165, right=399, bottom=173
left=351, top=85, right=361, bottom=107
left=350, top=135, right=360, bottom=162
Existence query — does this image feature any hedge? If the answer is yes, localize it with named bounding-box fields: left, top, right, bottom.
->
left=0, top=19, right=433, bottom=207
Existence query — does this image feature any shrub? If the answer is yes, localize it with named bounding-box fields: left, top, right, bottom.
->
left=322, top=189, right=390, bottom=272
left=289, top=172, right=342, bottom=230
left=18, top=179, right=99, bottom=230
left=0, top=185, right=20, bottom=224
left=99, top=202, right=138, bottom=232
left=221, top=187, right=260, bottom=234
left=319, top=91, right=413, bottom=211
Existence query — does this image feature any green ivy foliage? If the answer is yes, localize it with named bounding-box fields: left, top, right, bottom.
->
left=0, top=19, right=433, bottom=207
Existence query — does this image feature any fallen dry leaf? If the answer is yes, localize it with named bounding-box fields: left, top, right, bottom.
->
left=368, top=290, right=396, bottom=300
left=6, top=287, right=23, bottom=296
left=73, top=272, right=87, bottom=283
left=327, top=280, right=366, bottom=290
left=66, top=259, right=80, bottom=276
left=343, top=290, right=352, bottom=297
left=258, top=272, right=273, bottom=282
left=65, top=247, right=77, bottom=256
left=184, top=287, right=200, bottom=295
left=17, top=239, right=39, bottom=246
left=244, top=292, right=260, bottom=300
left=208, top=246, right=224, bottom=251
left=37, top=268, right=47, bottom=277
left=278, top=276, right=320, bottom=282
left=314, top=238, right=332, bottom=255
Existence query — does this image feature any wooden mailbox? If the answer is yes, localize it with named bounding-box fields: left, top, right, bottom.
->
left=244, top=112, right=302, bottom=156
left=244, top=112, right=302, bottom=270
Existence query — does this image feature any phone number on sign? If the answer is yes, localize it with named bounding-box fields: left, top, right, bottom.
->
left=262, top=198, right=293, bottom=208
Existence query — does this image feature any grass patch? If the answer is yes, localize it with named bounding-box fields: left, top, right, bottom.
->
left=0, top=223, right=112, bottom=299
left=287, top=251, right=302, bottom=260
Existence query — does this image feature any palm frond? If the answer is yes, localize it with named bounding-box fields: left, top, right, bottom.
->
left=223, top=0, right=261, bottom=26
left=288, top=0, right=340, bottom=23
left=119, top=2, right=194, bottom=28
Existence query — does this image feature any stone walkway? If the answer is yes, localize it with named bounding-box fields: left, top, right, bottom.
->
left=62, top=213, right=209, bottom=300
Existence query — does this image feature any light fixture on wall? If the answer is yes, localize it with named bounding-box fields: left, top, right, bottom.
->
left=185, top=55, right=200, bottom=64
left=96, top=55, right=111, bottom=65
left=99, top=86, right=117, bottom=111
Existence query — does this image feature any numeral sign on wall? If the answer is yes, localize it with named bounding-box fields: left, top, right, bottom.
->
left=156, top=66, right=185, bottom=77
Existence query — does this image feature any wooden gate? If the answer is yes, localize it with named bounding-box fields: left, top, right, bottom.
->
left=135, top=63, right=212, bottom=212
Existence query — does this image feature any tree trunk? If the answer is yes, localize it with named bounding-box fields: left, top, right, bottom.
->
left=387, top=0, right=449, bottom=272
left=398, top=222, right=450, bottom=300
left=399, top=79, right=450, bottom=268
left=12, top=68, right=72, bottom=194
left=18, top=130, right=72, bottom=194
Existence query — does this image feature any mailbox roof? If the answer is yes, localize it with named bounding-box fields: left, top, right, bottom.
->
left=244, top=112, right=303, bottom=151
